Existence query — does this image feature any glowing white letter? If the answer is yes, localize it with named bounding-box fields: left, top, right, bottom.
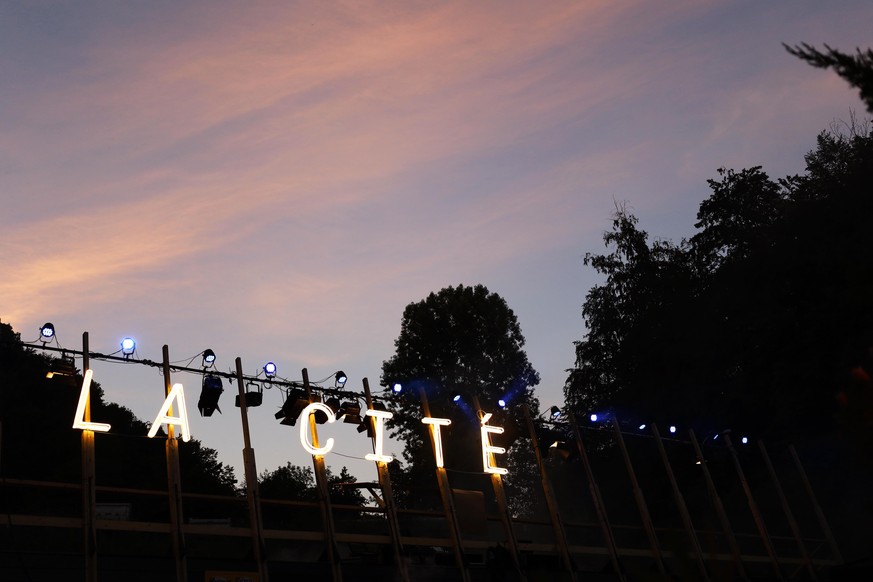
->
left=147, top=383, right=191, bottom=442
left=421, top=417, right=451, bottom=468
left=72, top=369, right=111, bottom=432
left=480, top=412, right=508, bottom=475
left=364, top=409, right=394, bottom=463
left=299, top=402, right=336, bottom=456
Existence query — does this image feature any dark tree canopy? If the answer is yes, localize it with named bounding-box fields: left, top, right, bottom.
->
left=786, top=43, right=873, bottom=114
left=565, top=125, right=873, bottom=439
left=380, top=284, right=540, bottom=503
left=0, top=321, right=237, bottom=496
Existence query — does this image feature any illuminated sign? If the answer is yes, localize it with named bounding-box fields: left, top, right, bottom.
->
left=299, top=402, right=336, bottom=456
left=364, top=409, right=394, bottom=463
left=421, top=417, right=451, bottom=468
left=72, top=370, right=111, bottom=432
left=147, top=383, right=192, bottom=442
left=479, top=413, right=508, bottom=475
left=71, top=371, right=507, bottom=474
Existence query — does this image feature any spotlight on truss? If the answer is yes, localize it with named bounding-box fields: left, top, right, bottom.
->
left=235, top=382, right=263, bottom=408
left=202, top=349, right=216, bottom=368
left=263, top=362, right=277, bottom=378
left=275, top=389, right=308, bottom=426
left=198, top=375, right=224, bottom=417
left=40, top=323, right=55, bottom=343
left=121, top=337, right=136, bottom=357
left=334, top=371, right=348, bottom=388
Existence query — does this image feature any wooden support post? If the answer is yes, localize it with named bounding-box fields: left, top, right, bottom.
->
left=302, top=368, right=343, bottom=582
left=522, top=405, right=577, bottom=581
left=471, top=395, right=526, bottom=582
left=723, top=433, right=783, bottom=581
left=758, top=441, right=817, bottom=581
left=689, top=430, right=748, bottom=581
left=610, top=417, right=667, bottom=578
left=788, top=445, right=843, bottom=564
left=651, top=424, right=709, bottom=581
left=81, top=332, right=98, bottom=582
left=234, top=358, right=269, bottom=582
left=362, top=379, right=409, bottom=582
left=417, top=386, right=471, bottom=582
left=567, top=412, right=625, bottom=582
left=161, top=345, right=188, bottom=582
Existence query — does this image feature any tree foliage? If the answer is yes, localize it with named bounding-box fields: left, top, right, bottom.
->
left=0, top=321, right=237, bottom=496
left=565, top=124, right=873, bottom=438
left=259, top=463, right=365, bottom=505
left=381, top=284, right=540, bottom=506
left=785, top=43, right=873, bottom=114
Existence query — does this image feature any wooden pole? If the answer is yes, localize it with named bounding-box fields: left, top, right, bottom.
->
left=234, top=358, right=269, bottom=582
left=417, top=386, right=471, bottom=582
left=362, top=379, right=409, bottom=582
left=758, top=441, right=817, bottom=581
left=610, top=417, right=667, bottom=577
left=522, top=405, right=577, bottom=581
left=688, top=430, right=748, bottom=581
left=470, top=395, right=526, bottom=582
left=302, top=368, right=343, bottom=582
left=161, top=345, right=188, bottom=582
left=81, top=332, right=98, bottom=582
left=651, top=424, right=709, bottom=581
left=723, top=433, right=783, bottom=581
left=567, top=412, right=625, bottom=582
left=788, top=445, right=843, bottom=564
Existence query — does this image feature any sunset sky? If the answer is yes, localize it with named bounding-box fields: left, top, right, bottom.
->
left=2, top=1, right=871, bottom=483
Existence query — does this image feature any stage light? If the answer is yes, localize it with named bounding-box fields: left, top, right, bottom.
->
left=202, top=349, right=216, bottom=368
left=339, top=401, right=362, bottom=424
left=590, top=413, right=598, bottom=422
left=40, top=323, right=55, bottom=343
left=275, top=389, right=308, bottom=426
left=741, top=436, right=748, bottom=444
left=264, top=362, right=277, bottom=378
left=669, top=425, right=677, bottom=434
left=198, top=375, right=224, bottom=417
left=121, top=337, right=136, bottom=357
left=639, top=424, right=647, bottom=430
left=325, top=397, right=342, bottom=414
left=549, top=406, right=561, bottom=420
left=335, top=371, right=347, bottom=388
left=498, top=398, right=507, bottom=408
left=392, top=382, right=402, bottom=393
left=46, top=355, right=77, bottom=379
left=235, top=382, right=263, bottom=408
left=451, top=391, right=461, bottom=403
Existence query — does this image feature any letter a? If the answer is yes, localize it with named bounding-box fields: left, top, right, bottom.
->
left=72, top=369, right=111, bottom=432
left=148, top=383, right=191, bottom=442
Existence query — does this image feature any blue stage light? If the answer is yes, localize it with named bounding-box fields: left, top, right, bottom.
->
left=264, top=362, right=277, bottom=378
left=498, top=398, right=507, bottom=408
left=335, top=371, right=347, bottom=388
left=40, top=323, right=55, bottom=342
left=590, top=413, right=598, bottom=422
left=202, top=349, right=216, bottom=367
left=392, top=382, right=402, bottom=393
left=669, top=425, right=677, bottom=434
left=121, top=337, right=136, bottom=356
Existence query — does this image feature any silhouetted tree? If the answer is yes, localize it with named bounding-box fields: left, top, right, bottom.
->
left=0, top=321, right=237, bottom=497
left=565, top=122, right=873, bottom=438
left=381, top=284, right=541, bottom=510
left=786, top=43, right=873, bottom=113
